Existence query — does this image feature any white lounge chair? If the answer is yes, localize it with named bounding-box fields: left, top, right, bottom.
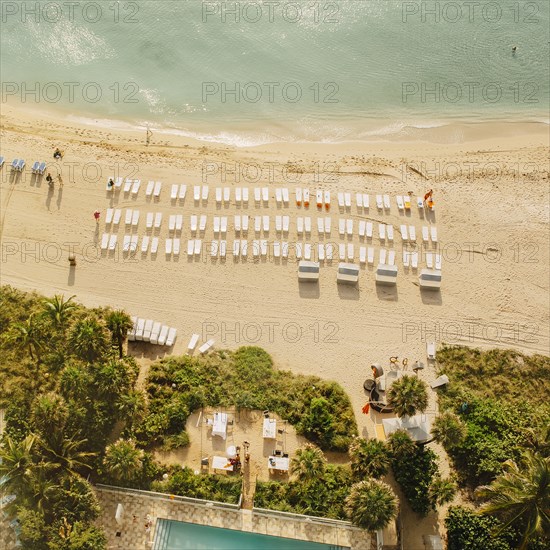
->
left=124, top=179, right=132, bottom=193
left=132, top=210, right=140, bottom=227
left=366, top=222, right=373, bottom=238
left=344, top=193, right=351, bottom=208
left=173, top=239, right=180, bottom=256
left=135, top=319, right=145, bottom=341
left=273, top=241, right=280, bottom=258
left=376, top=195, right=383, bottom=209
left=435, top=254, right=442, bottom=270
left=347, top=243, right=354, bottom=261
left=280, top=241, right=288, bottom=258
left=190, top=215, right=198, bottom=234
left=379, top=223, right=386, bottom=240
left=235, top=215, right=242, bottom=232
left=233, top=239, right=240, bottom=257
left=153, top=181, right=162, bottom=198
left=154, top=212, right=162, bottom=229
left=146, top=212, right=153, bottom=229
left=276, top=188, right=282, bottom=205
left=194, top=186, right=201, bottom=201
left=388, top=250, right=395, bottom=266
left=325, top=243, right=334, bottom=261
left=427, top=341, right=436, bottom=360
left=188, top=333, right=199, bottom=352
left=403, top=251, right=410, bottom=267
left=431, top=227, right=438, bottom=243
left=295, top=242, right=303, bottom=260
left=324, top=190, right=330, bottom=210
left=165, top=238, right=172, bottom=255
left=187, top=240, right=195, bottom=256
left=216, top=187, right=222, bottom=204
left=339, top=219, right=345, bottom=236
left=363, top=194, right=369, bottom=208
left=422, top=226, right=429, bottom=242
left=195, top=239, right=202, bottom=255
left=411, top=251, right=419, bottom=269
left=396, top=195, right=404, bottom=210
left=143, top=320, right=153, bottom=342
left=199, top=215, right=207, bottom=232
left=304, top=217, right=311, bottom=233
left=356, top=193, right=363, bottom=208
left=106, top=208, right=114, bottom=225
left=201, top=186, right=209, bottom=201
left=210, top=240, right=218, bottom=257
left=400, top=224, right=408, bottom=241
left=387, top=225, right=394, bottom=241
left=114, top=177, right=123, bottom=190
left=409, top=225, right=416, bottom=242
left=109, top=235, right=117, bottom=250
left=235, top=187, right=242, bottom=203
left=358, top=220, right=366, bottom=237
left=338, top=243, right=345, bottom=261
left=254, top=187, right=261, bottom=202
left=241, top=240, right=248, bottom=257
left=171, top=184, right=179, bottom=200
left=262, top=215, right=270, bottom=232
left=252, top=240, right=260, bottom=258
left=260, top=239, right=268, bottom=257
left=151, top=237, right=159, bottom=254
left=383, top=194, right=391, bottom=210
left=282, top=188, right=289, bottom=204
left=346, top=219, right=353, bottom=236
left=379, top=249, right=387, bottom=265
left=317, top=218, right=323, bottom=234
left=304, top=243, right=312, bottom=260
left=295, top=187, right=302, bottom=206
left=426, top=252, right=434, bottom=268
left=242, top=188, right=249, bottom=204
left=169, top=215, right=176, bottom=232
left=297, top=217, right=304, bottom=235
left=404, top=195, right=411, bottom=209
left=367, top=247, right=374, bottom=265
left=150, top=322, right=161, bottom=344
left=213, top=217, right=220, bottom=235
left=179, top=184, right=187, bottom=200
left=101, top=233, right=109, bottom=250
left=223, top=187, right=230, bottom=203
left=254, top=216, right=261, bottom=233
left=283, top=216, right=289, bottom=233
left=262, top=187, right=269, bottom=203
left=303, top=188, right=310, bottom=207
left=158, top=325, right=169, bottom=346
left=131, top=180, right=141, bottom=196
left=324, top=217, right=331, bottom=234
left=113, top=209, right=122, bottom=226
left=276, top=216, right=282, bottom=232
left=359, top=246, right=366, bottom=264
left=318, top=243, right=325, bottom=261
left=123, top=235, right=131, bottom=252
left=220, top=217, right=228, bottom=235
left=199, top=339, right=214, bottom=354
left=316, top=189, right=323, bottom=208
left=242, top=215, right=249, bottom=232
left=141, top=236, right=150, bottom=253
left=176, top=214, right=183, bottom=232
left=166, top=328, right=177, bottom=347
left=125, top=209, right=133, bottom=225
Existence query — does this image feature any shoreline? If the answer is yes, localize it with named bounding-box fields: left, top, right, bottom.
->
left=2, top=102, right=548, bottom=149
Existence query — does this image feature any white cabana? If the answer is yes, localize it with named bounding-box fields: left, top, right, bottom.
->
left=382, top=415, right=432, bottom=443
left=212, top=412, right=228, bottom=440
left=298, top=260, right=320, bottom=282
left=375, top=264, right=398, bottom=285
left=419, top=269, right=442, bottom=289
left=336, top=262, right=359, bottom=285
left=263, top=417, right=277, bottom=439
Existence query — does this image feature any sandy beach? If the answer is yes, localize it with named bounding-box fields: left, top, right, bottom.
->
left=1, top=104, right=549, bottom=547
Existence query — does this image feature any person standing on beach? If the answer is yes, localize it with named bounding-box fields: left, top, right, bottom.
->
left=94, top=210, right=100, bottom=223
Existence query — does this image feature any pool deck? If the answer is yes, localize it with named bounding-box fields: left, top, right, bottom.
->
left=95, top=485, right=372, bottom=549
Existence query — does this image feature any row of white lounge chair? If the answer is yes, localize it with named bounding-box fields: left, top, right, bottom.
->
left=101, top=233, right=442, bottom=268
left=104, top=179, right=433, bottom=214
left=104, top=209, right=438, bottom=243
left=128, top=317, right=177, bottom=346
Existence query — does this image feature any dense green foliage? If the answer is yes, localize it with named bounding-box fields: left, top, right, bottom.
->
left=386, top=374, right=428, bottom=418
left=388, top=430, right=455, bottom=516
left=349, top=437, right=391, bottom=479
left=345, top=479, right=398, bottom=531
left=151, top=466, right=242, bottom=504
left=139, top=347, right=357, bottom=451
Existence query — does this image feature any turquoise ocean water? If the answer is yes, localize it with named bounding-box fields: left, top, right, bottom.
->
left=1, top=0, right=548, bottom=145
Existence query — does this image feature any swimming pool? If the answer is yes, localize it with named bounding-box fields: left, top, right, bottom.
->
left=153, top=519, right=348, bottom=550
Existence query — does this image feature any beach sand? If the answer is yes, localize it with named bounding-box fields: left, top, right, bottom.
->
left=1, top=104, right=548, bottom=548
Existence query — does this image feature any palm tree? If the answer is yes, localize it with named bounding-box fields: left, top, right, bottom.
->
left=429, top=475, right=457, bottom=507
left=0, top=434, right=38, bottom=499
left=59, top=363, right=92, bottom=400
left=349, top=437, right=391, bottom=479
left=386, top=429, right=417, bottom=459
left=291, top=444, right=327, bottom=483
left=475, top=452, right=550, bottom=550
left=31, top=392, right=69, bottom=437
left=116, top=390, right=146, bottom=425
left=431, top=411, right=467, bottom=450
left=41, top=294, right=76, bottom=329
left=345, top=479, right=398, bottom=531
left=5, top=313, right=43, bottom=361
left=387, top=375, right=428, bottom=418
left=105, top=309, right=133, bottom=358
left=103, top=439, right=144, bottom=483
left=39, top=433, right=95, bottom=477
left=68, top=316, right=109, bottom=362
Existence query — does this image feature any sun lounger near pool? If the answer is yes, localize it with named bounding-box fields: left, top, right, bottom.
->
left=426, top=253, right=434, bottom=269
left=396, top=195, right=404, bottom=210
left=141, top=236, right=150, bottom=253
left=387, top=225, right=394, bottom=241
left=109, top=235, right=117, bottom=250
left=409, top=225, right=416, bottom=242
left=366, top=222, right=373, bottom=238
left=295, top=187, right=302, bottom=206
left=132, top=180, right=141, bottom=196
left=158, top=325, right=169, bottom=346
left=194, top=186, right=200, bottom=201
left=383, top=194, right=391, bottom=210
left=187, top=333, right=199, bottom=352
left=150, top=322, right=161, bottom=345
left=101, top=233, right=109, bottom=250
left=165, top=327, right=177, bottom=347
left=171, top=184, right=178, bottom=200
left=339, top=243, right=345, bottom=260
left=106, top=208, right=114, bottom=225
left=376, top=195, right=383, bottom=209
left=199, top=339, right=214, bottom=354
left=201, top=186, right=209, bottom=201
left=282, top=188, right=289, bottom=204
left=379, top=223, right=386, bottom=240
left=367, top=247, right=374, bottom=265
left=359, top=246, right=366, bottom=264
left=179, top=184, right=187, bottom=200
left=400, top=224, right=408, bottom=241
left=153, top=181, right=162, bottom=198
left=151, top=237, right=159, bottom=254
left=388, top=250, right=395, bottom=266
left=154, top=212, right=162, bottom=229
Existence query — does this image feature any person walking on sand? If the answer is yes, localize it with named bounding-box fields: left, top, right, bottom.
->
left=46, top=173, right=53, bottom=188
left=94, top=210, right=100, bottom=223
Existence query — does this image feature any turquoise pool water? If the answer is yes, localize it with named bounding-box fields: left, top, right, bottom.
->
left=153, top=519, right=347, bottom=550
